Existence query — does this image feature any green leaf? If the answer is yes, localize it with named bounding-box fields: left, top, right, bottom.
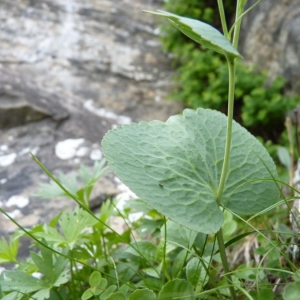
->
left=126, top=241, right=157, bottom=261
left=119, top=284, right=129, bottom=294
left=100, top=285, right=117, bottom=300
left=283, top=282, right=300, bottom=300
left=164, top=220, right=197, bottom=249
left=58, top=207, right=98, bottom=249
left=106, top=292, right=127, bottom=300
left=158, top=279, right=195, bottom=300
left=89, top=271, right=102, bottom=287
left=172, top=249, right=187, bottom=278
left=278, top=146, right=291, bottom=169
left=0, top=270, right=49, bottom=294
left=30, top=246, right=68, bottom=287
left=32, top=288, right=51, bottom=299
left=0, top=236, right=19, bottom=264
left=1, top=291, right=23, bottom=300
left=222, top=210, right=238, bottom=241
left=129, top=289, right=156, bottom=300
left=34, top=172, right=78, bottom=199
left=258, top=288, right=274, bottom=300
left=81, top=289, right=94, bottom=300
left=102, top=109, right=279, bottom=233
left=186, top=257, right=208, bottom=291
left=293, top=270, right=300, bottom=282
left=144, top=10, right=242, bottom=59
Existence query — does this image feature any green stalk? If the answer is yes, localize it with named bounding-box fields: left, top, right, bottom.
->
left=216, top=57, right=237, bottom=300
left=214, top=2, right=247, bottom=299
left=217, top=0, right=229, bottom=39
left=216, top=57, right=235, bottom=205
left=232, top=0, right=247, bottom=49
left=216, top=229, right=237, bottom=300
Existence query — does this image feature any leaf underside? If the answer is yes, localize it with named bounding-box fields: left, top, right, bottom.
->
left=145, top=10, right=242, bottom=59
left=102, top=108, right=279, bottom=234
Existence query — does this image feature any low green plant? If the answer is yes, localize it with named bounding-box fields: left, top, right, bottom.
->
left=1, top=1, right=300, bottom=299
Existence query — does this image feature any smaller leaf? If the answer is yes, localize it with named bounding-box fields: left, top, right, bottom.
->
left=158, top=279, right=195, bottom=300
left=89, top=271, right=102, bottom=287
left=293, top=270, right=300, bottom=282
left=0, top=270, right=49, bottom=294
left=144, top=10, right=242, bottom=59
left=119, top=284, right=129, bottom=294
left=283, top=282, right=300, bottom=300
left=172, top=250, right=187, bottom=278
left=59, top=207, right=98, bottom=249
left=100, top=285, right=117, bottom=300
left=258, top=288, right=274, bottom=300
left=278, top=147, right=291, bottom=169
left=81, top=289, right=94, bottom=300
left=1, top=291, right=23, bottom=300
left=186, top=257, right=208, bottom=291
left=32, top=288, right=51, bottom=300
left=129, top=289, right=156, bottom=300
left=164, top=220, right=197, bottom=249
left=0, top=236, right=19, bottom=264
left=222, top=210, right=237, bottom=241
left=106, top=292, right=127, bottom=300
left=126, top=241, right=157, bottom=261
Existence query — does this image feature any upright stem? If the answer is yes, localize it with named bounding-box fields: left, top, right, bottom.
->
left=215, top=56, right=237, bottom=300
left=216, top=228, right=237, bottom=299
left=216, top=57, right=235, bottom=205
left=232, top=0, right=246, bottom=49
left=217, top=0, right=229, bottom=39
left=214, top=1, right=246, bottom=298
left=216, top=0, right=245, bottom=204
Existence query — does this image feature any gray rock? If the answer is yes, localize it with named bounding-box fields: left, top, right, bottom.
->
left=0, top=0, right=183, bottom=241
left=0, top=70, right=69, bottom=128
left=239, top=0, right=300, bottom=94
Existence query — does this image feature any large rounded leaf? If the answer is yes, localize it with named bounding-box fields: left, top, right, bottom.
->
left=102, top=109, right=279, bottom=234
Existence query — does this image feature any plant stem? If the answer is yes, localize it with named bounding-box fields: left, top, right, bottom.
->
left=217, top=0, right=229, bottom=39
left=216, top=228, right=237, bottom=300
left=214, top=1, right=246, bottom=297
left=232, top=0, right=246, bottom=49
left=216, top=57, right=235, bottom=205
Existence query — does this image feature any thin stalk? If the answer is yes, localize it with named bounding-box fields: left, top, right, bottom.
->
left=216, top=228, right=237, bottom=300
left=217, top=0, right=229, bottom=39
left=232, top=0, right=246, bottom=49
left=214, top=0, right=246, bottom=297
left=216, top=57, right=235, bottom=204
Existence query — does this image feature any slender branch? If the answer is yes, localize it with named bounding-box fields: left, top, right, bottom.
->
left=232, top=0, right=246, bottom=49
left=216, top=229, right=237, bottom=300
left=216, top=57, right=235, bottom=205
left=215, top=56, right=237, bottom=300
left=217, top=0, right=229, bottom=39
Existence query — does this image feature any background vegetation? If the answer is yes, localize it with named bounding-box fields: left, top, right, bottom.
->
left=160, top=0, right=300, bottom=159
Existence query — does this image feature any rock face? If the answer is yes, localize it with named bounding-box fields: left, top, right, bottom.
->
left=239, top=0, right=300, bottom=94
left=0, top=0, right=183, bottom=236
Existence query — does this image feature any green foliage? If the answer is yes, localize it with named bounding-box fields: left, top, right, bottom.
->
left=35, top=160, right=109, bottom=210
left=160, top=0, right=300, bottom=148
left=0, top=2, right=299, bottom=300
left=146, top=10, right=241, bottom=59
left=102, top=108, right=279, bottom=233
left=0, top=235, right=19, bottom=264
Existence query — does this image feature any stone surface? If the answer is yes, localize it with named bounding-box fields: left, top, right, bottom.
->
left=0, top=70, right=69, bottom=129
left=0, top=0, right=183, bottom=238
left=239, top=0, right=300, bottom=94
